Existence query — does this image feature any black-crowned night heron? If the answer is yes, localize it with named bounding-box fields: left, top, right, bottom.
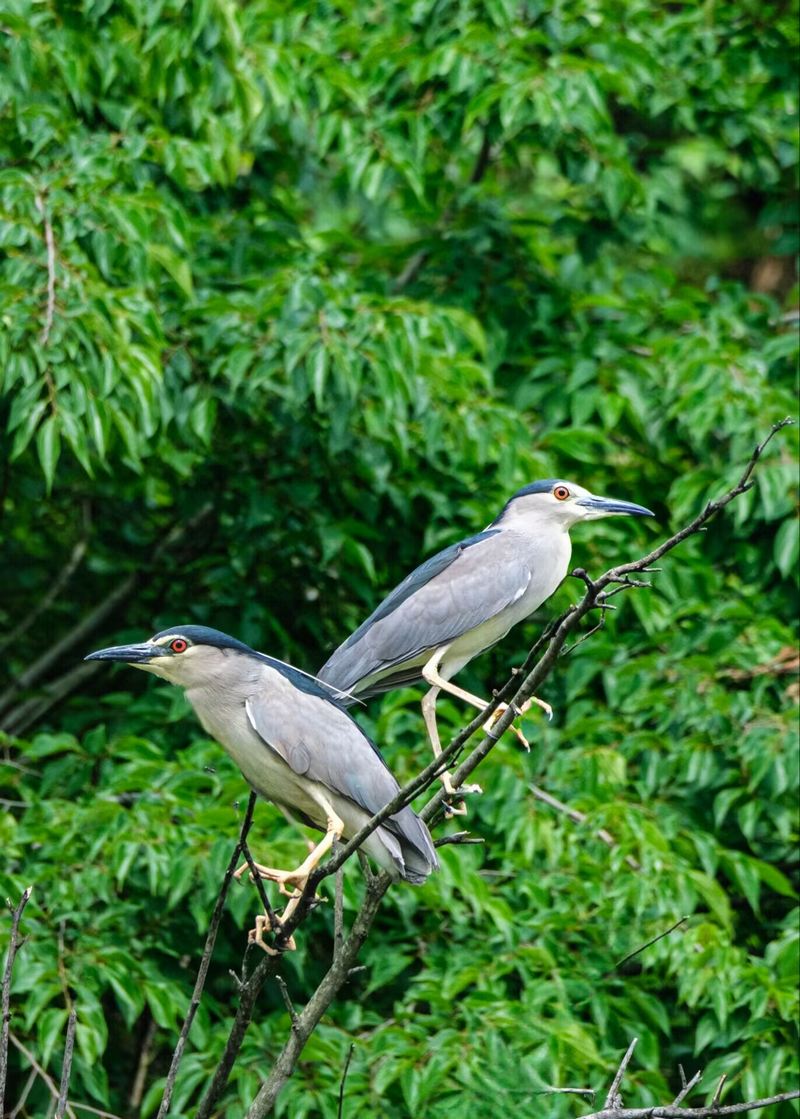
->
left=319, top=480, right=653, bottom=809
left=85, top=626, right=437, bottom=945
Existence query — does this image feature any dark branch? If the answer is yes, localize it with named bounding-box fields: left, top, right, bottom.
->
left=605, top=916, right=690, bottom=976
left=0, top=886, right=33, bottom=1116
left=55, top=1008, right=77, bottom=1119
left=337, top=1043, right=355, bottom=1119
left=156, top=794, right=258, bottom=1119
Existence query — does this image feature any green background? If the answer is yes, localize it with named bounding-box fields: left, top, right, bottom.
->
left=1, top=0, right=798, bottom=1115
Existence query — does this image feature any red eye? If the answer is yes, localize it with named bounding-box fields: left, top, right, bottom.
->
left=170, top=638, right=188, bottom=654
left=553, top=485, right=570, bottom=501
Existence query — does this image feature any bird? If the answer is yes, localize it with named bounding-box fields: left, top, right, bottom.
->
left=318, top=480, right=654, bottom=810
left=85, top=625, right=438, bottom=949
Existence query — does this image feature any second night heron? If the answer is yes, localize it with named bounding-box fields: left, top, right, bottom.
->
left=85, top=626, right=437, bottom=944
left=319, top=480, right=653, bottom=806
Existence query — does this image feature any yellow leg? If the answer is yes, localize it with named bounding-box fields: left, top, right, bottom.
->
left=422, top=655, right=550, bottom=752
left=421, top=649, right=483, bottom=816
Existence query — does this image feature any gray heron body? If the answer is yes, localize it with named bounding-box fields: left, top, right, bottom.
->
left=319, top=480, right=653, bottom=807
left=85, top=626, right=437, bottom=944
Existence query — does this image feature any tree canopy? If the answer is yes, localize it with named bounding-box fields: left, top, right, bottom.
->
left=0, top=0, right=798, bottom=1116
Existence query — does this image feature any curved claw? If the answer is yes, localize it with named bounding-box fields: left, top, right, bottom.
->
left=248, top=913, right=297, bottom=954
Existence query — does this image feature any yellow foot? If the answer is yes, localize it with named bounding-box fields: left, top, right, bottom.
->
left=247, top=912, right=297, bottom=955
left=442, top=780, right=483, bottom=818
left=234, top=861, right=303, bottom=899
left=485, top=696, right=551, bottom=751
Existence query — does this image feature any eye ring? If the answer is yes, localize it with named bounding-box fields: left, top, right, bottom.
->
left=553, top=485, right=570, bottom=501
left=170, top=638, right=188, bottom=654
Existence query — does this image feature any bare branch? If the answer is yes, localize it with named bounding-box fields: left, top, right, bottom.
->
left=156, top=793, right=258, bottom=1119
left=259, top=417, right=795, bottom=948
left=7, top=1033, right=78, bottom=1119
left=337, top=1042, right=355, bottom=1119
left=274, top=976, right=298, bottom=1030
left=529, top=784, right=640, bottom=870
left=0, top=504, right=89, bottom=653
left=55, top=1008, right=77, bottom=1119
left=606, top=916, right=690, bottom=976
left=0, top=501, right=214, bottom=724
left=605, top=1038, right=638, bottom=1109
left=579, top=1088, right=800, bottom=1118
left=333, top=859, right=345, bottom=960
left=128, top=1014, right=157, bottom=1112
left=0, top=886, right=34, bottom=1115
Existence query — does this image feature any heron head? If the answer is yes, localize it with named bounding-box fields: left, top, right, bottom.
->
left=499, top=480, right=654, bottom=529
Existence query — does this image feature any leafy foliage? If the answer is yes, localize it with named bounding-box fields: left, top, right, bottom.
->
left=0, top=0, right=797, bottom=1116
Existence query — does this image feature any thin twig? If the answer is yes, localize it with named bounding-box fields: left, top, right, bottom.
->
left=0, top=886, right=34, bottom=1116
left=672, top=1068, right=703, bottom=1107
left=579, top=1088, right=800, bottom=1118
left=0, top=502, right=214, bottom=720
left=239, top=840, right=279, bottom=935
left=9, top=1067, right=36, bottom=1118
left=274, top=976, right=298, bottom=1030
left=337, top=1043, right=355, bottom=1119
left=128, top=1014, right=157, bottom=1112
left=155, top=793, right=258, bottom=1119
left=8, top=1034, right=78, bottom=1119
left=433, top=830, right=485, bottom=848
left=605, top=1038, right=638, bottom=1108
left=0, top=505, right=90, bottom=653
left=35, top=192, right=57, bottom=347
left=55, top=1008, right=77, bottom=1119
left=333, top=858, right=345, bottom=960
left=529, top=784, right=640, bottom=870
left=711, top=1074, right=727, bottom=1108
left=606, top=917, right=690, bottom=976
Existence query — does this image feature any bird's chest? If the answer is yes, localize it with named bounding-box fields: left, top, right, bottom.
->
left=186, top=688, right=317, bottom=812
left=445, top=530, right=572, bottom=672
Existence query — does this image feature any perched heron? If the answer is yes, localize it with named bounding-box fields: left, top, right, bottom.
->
left=85, top=625, right=437, bottom=946
left=319, top=480, right=653, bottom=808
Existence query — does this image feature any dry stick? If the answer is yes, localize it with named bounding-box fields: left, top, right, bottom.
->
left=155, top=793, right=258, bottom=1119
left=528, top=784, right=641, bottom=870
left=55, top=1008, right=77, bottom=1119
left=244, top=875, right=390, bottom=1119
left=0, top=506, right=90, bottom=653
left=605, top=1038, right=639, bottom=1109
left=0, top=886, right=33, bottom=1116
left=337, top=1043, right=355, bottom=1119
left=0, top=501, right=214, bottom=720
left=605, top=916, right=690, bottom=977
left=35, top=192, right=57, bottom=347
left=7, top=1034, right=78, bottom=1119
left=578, top=1089, right=800, bottom=1118
left=672, top=1068, right=703, bottom=1108
left=199, top=420, right=794, bottom=1115
left=128, top=1015, right=158, bottom=1113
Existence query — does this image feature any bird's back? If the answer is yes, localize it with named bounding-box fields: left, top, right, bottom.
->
left=319, top=525, right=570, bottom=699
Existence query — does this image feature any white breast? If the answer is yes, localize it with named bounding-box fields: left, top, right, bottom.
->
left=441, top=528, right=572, bottom=678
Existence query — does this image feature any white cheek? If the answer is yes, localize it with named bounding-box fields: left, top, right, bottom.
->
left=133, top=659, right=173, bottom=679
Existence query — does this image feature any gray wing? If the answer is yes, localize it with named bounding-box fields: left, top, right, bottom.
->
left=318, top=529, right=533, bottom=693
left=245, top=681, right=397, bottom=816
left=245, top=676, right=437, bottom=875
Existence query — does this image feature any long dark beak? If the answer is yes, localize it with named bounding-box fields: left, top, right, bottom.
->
left=576, top=495, right=655, bottom=517
left=84, top=642, right=161, bottom=664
